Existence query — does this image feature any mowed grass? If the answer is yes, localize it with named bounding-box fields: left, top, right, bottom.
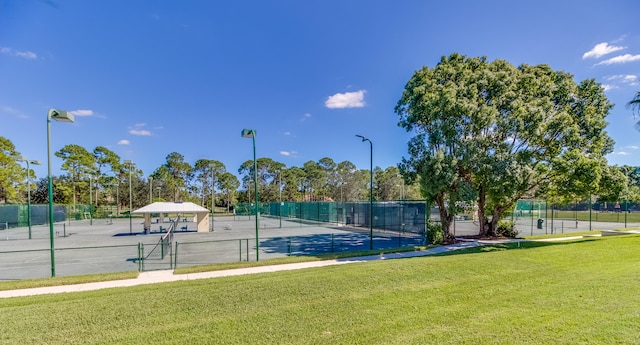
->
left=539, top=210, right=640, bottom=223
left=1, top=237, right=640, bottom=344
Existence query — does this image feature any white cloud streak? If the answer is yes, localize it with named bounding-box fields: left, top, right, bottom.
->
left=325, top=90, right=366, bottom=109
left=71, top=109, right=94, bottom=116
left=596, top=54, right=640, bottom=65
left=0, top=47, right=38, bottom=59
left=280, top=151, right=297, bottom=157
left=118, top=140, right=130, bottom=145
left=129, top=129, right=151, bottom=136
left=583, top=42, right=625, bottom=59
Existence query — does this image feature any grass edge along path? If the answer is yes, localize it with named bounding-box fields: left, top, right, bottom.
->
left=0, top=246, right=433, bottom=292
left=1, top=235, right=639, bottom=344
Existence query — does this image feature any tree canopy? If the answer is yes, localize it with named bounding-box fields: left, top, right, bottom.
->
left=396, top=53, right=615, bottom=238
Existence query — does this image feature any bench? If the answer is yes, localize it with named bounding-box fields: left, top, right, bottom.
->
left=180, top=226, right=188, bottom=231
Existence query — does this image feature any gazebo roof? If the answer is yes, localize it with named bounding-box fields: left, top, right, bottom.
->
left=132, top=202, right=210, bottom=214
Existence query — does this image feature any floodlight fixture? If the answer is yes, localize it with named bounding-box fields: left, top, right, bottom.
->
left=47, top=108, right=75, bottom=277
left=355, top=134, right=373, bottom=250
left=241, top=129, right=259, bottom=260
left=15, top=156, right=42, bottom=239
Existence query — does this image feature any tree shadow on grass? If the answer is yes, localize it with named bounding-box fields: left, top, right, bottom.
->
left=429, top=237, right=604, bottom=257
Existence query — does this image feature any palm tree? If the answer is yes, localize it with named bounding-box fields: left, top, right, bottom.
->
left=629, top=92, right=640, bottom=131
left=629, top=91, right=640, bottom=116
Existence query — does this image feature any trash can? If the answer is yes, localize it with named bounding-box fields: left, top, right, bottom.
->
left=537, top=218, right=544, bottom=229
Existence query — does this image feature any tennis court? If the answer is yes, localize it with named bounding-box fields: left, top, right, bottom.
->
left=0, top=215, right=425, bottom=280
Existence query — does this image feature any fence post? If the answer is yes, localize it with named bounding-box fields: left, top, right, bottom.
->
left=246, top=239, right=249, bottom=262
left=239, top=239, right=242, bottom=261
left=137, top=243, right=142, bottom=271
left=172, top=242, right=178, bottom=269
left=331, top=233, right=334, bottom=253
left=287, top=237, right=291, bottom=256
left=141, top=243, right=145, bottom=271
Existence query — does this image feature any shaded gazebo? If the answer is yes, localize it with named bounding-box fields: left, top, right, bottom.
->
left=132, top=202, right=211, bottom=233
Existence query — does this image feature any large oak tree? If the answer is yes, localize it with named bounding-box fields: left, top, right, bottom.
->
left=396, top=53, right=615, bottom=238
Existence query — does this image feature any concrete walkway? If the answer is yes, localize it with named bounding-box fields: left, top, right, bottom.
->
left=0, top=239, right=517, bottom=299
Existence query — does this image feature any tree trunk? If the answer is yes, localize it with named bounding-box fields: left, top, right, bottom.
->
left=436, top=193, right=455, bottom=242
left=477, top=186, right=489, bottom=237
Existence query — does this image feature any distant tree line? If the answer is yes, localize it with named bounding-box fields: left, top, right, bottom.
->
left=0, top=137, right=421, bottom=215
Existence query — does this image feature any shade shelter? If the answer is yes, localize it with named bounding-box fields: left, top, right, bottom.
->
left=132, top=202, right=211, bottom=233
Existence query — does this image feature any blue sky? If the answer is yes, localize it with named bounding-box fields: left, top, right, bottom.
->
left=1, top=0, right=639, bottom=180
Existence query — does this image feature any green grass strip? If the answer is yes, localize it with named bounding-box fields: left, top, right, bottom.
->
left=0, top=271, right=139, bottom=292
left=1, top=236, right=639, bottom=344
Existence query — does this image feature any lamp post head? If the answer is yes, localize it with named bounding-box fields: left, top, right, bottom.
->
left=241, top=129, right=256, bottom=138
left=14, top=156, right=42, bottom=165
left=355, top=134, right=371, bottom=143
left=48, top=109, right=74, bottom=123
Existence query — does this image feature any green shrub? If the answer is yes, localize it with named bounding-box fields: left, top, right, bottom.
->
left=426, top=221, right=444, bottom=244
left=496, top=220, right=518, bottom=238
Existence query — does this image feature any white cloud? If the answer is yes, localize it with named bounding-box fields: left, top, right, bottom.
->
left=613, top=74, right=638, bottom=86
left=134, top=123, right=147, bottom=127
left=118, top=139, right=130, bottom=145
left=626, top=145, right=639, bottom=150
left=0, top=47, right=38, bottom=59
left=300, top=113, right=312, bottom=122
left=606, top=74, right=638, bottom=83
left=283, top=131, right=291, bottom=136
left=602, top=84, right=617, bottom=91
left=280, top=150, right=297, bottom=157
left=1, top=106, right=28, bottom=118
left=596, top=54, right=640, bottom=65
left=583, top=42, right=625, bottom=59
left=325, top=90, right=366, bottom=109
left=129, top=129, right=151, bottom=136
left=71, top=109, right=94, bottom=116
left=617, top=151, right=629, bottom=155
left=15, top=51, right=37, bottom=59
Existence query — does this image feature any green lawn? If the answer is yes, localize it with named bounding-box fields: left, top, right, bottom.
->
left=532, top=210, right=640, bottom=223
left=1, top=236, right=639, bottom=344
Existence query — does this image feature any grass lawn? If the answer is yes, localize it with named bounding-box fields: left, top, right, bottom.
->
left=1, top=236, right=639, bottom=344
left=538, top=210, right=640, bottom=223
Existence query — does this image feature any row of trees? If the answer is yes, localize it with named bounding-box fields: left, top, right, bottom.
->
left=0, top=137, right=421, bottom=215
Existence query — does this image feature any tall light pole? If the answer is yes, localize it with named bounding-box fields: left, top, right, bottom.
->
left=115, top=181, right=119, bottom=216
left=124, top=160, right=134, bottom=234
left=88, top=175, right=93, bottom=225
left=209, top=163, right=217, bottom=232
left=47, top=109, right=74, bottom=277
left=15, top=156, right=42, bottom=239
left=279, top=169, right=283, bottom=228
left=241, top=129, right=259, bottom=261
left=356, top=134, right=373, bottom=250
left=149, top=176, right=153, bottom=204
left=156, top=186, right=161, bottom=199
left=625, top=185, right=628, bottom=228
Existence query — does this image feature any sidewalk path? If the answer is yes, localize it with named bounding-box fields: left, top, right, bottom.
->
left=0, top=240, right=508, bottom=299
